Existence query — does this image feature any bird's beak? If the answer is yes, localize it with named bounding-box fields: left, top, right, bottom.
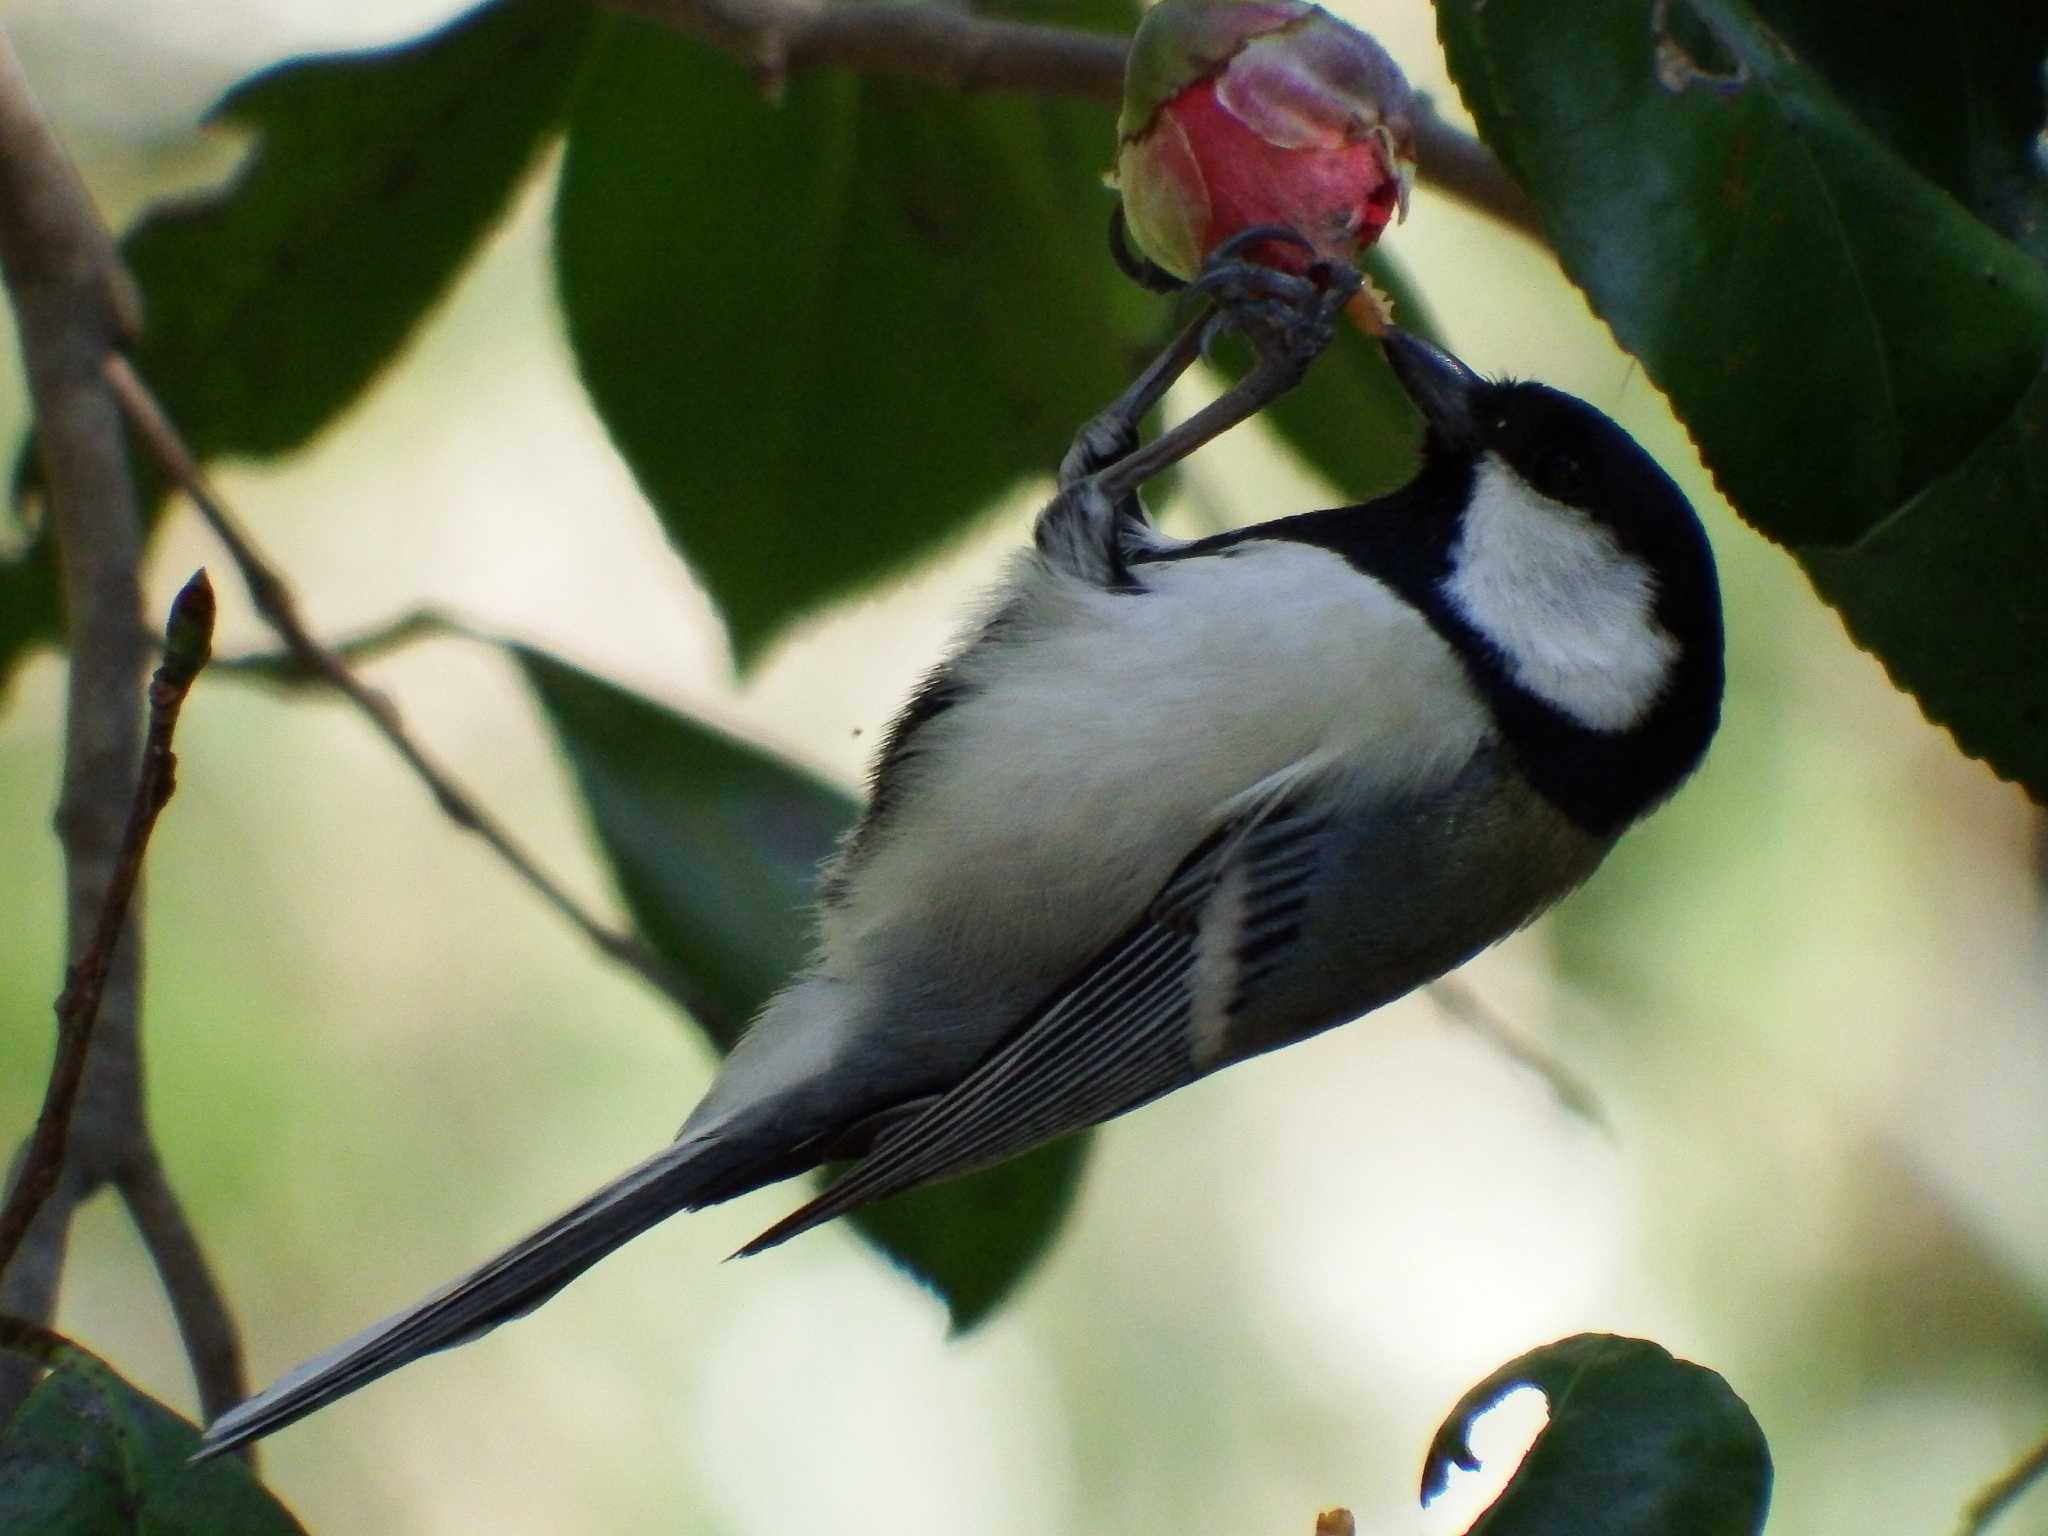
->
left=1381, top=328, right=1482, bottom=450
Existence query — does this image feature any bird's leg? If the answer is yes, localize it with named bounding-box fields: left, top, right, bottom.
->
left=1091, top=227, right=1360, bottom=506
left=1056, top=225, right=1333, bottom=496
left=1056, top=312, right=1210, bottom=492
left=1037, top=310, right=1210, bottom=586
left=1036, top=226, right=1357, bottom=587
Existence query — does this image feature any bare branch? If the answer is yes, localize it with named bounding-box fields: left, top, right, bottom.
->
left=117, top=1154, right=248, bottom=1426
left=0, top=571, right=214, bottom=1277
left=1959, top=1431, right=2048, bottom=1536
left=101, top=355, right=720, bottom=1034
left=0, top=32, right=252, bottom=1430
left=1424, top=976, right=1607, bottom=1132
left=0, top=23, right=154, bottom=1420
left=600, top=0, right=1543, bottom=239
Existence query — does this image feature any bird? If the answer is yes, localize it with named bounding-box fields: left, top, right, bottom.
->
left=198, top=300, right=1722, bottom=1459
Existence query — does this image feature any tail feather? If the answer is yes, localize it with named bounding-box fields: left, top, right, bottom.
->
left=195, top=1137, right=721, bottom=1460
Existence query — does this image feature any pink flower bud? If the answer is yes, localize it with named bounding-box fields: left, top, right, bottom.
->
left=1115, top=0, right=1417, bottom=282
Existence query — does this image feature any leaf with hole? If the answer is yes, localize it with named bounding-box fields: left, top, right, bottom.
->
left=1422, top=1333, right=1772, bottom=1535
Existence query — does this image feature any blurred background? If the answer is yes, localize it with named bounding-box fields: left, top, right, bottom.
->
left=1, top=1, right=2044, bottom=1531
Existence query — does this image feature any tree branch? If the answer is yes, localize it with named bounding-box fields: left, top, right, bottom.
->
left=599, top=0, right=1544, bottom=240
left=1424, top=976, right=1606, bottom=1131
left=0, top=23, right=153, bottom=1422
left=100, top=356, right=716, bottom=1032
left=1960, top=1430, right=2048, bottom=1536
left=0, top=571, right=214, bottom=1277
left=116, top=1153, right=246, bottom=1425
left=0, top=31, right=249, bottom=1434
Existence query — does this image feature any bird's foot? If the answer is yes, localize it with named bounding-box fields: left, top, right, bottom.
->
left=1038, top=226, right=1357, bottom=585
left=1184, top=225, right=1361, bottom=382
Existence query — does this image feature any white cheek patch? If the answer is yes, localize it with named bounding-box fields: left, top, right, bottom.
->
left=1443, top=457, right=1679, bottom=733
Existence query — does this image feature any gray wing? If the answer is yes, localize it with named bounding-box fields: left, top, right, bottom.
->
left=736, top=789, right=1332, bottom=1257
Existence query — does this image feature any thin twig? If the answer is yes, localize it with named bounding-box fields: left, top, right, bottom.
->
left=0, top=571, right=215, bottom=1275
left=1424, top=976, right=1608, bottom=1132
left=116, top=1154, right=246, bottom=1424
left=100, top=355, right=718, bottom=1034
left=599, top=0, right=1544, bottom=240
left=1958, top=1432, right=2048, bottom=1536
left=211, top=606, right=463, bottom=682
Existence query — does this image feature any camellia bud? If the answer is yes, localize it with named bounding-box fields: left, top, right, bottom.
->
left=1115, top=0, right=1417, bottom=283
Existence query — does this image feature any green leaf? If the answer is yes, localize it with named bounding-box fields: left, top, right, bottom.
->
left=1422, top=1333, right=1772, bottom=1536
left=515, top=646, right=1088, bottom=1329
left=0, top=0, right=596, bottom=691
left=826, top=1137, right=1088, bottom=1332
left=1259, top=250, right=1439, bottom=500
left=0, top=1321, right=306, bottom=1535
left=1742, top=1, right=2048, bottom=267
left=1437, top=0, right=2048, bottom=794
left=1799, top=359, right=2048, bottom=773
left=124, top=0, right=592, bottom=463
left=520, top=648, right=851, bottom=1045
left=0, top=534, right=61, bottom=699
left=553, top=15, right=1154, bottom=664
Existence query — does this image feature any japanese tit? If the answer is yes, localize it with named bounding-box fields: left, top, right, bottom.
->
left=200, top=325, right=1721, bottom=1457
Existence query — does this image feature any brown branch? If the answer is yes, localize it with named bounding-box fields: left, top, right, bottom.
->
left=1959, top=1432, right=2048, bottom=1536
left=0, top=31, right=250, bottom=1435
left=100, top=355, right=718, bottom=1033
left=600, top=0, right=1543, bottom=240
left=117, top=1154, right=246, bottom=1424
left=1424, top=976, right=1607, bottom=1132
left=0, top=23, right=154, bottom=1421
left=0, top=1312, right=73, bottom=1368
left=0, top=571, right=214, bottom=1276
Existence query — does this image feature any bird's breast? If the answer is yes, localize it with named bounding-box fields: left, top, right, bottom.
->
left=820, top=539, right=1495, bottom=1027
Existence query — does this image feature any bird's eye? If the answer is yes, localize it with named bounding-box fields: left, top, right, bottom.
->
left=1537, top=450, right=1585, bottom=500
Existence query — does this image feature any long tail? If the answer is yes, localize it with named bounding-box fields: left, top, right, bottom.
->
left=195, top=1134, right=737, bottom=1460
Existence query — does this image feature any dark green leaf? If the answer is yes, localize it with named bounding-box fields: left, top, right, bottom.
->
left=827, top=1137, right=1088, bottom=1332
left=1800, top=359, right=2048, bottom=774
left=1421, top=1333, right=1772, bottom=1536
left=1260, top=251, right=1441, bottom=501
left=0, top=1321, right=306, bottom=1535
left=1437, top=0, right=2048, bottom=793
left=124, top=0, right=592, bottom=463
left=515, top=646, right=1088, bottom=1328
left=1743, top=1, right=2048, bottom=267
left=520, top=647, right=851, bottom=1044
left=553, top=14, right=1154, bottom=664
left=0, top=534, right=61, bottom=700
left=0, top=0, right=595, bottom=691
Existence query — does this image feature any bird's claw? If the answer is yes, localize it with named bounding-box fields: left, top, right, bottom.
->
left=1183, top=226, right=1362, bottom=377
left=1041, top=224, right=1355, bottom=581
left=1058, top=412, right=1141, bottom=492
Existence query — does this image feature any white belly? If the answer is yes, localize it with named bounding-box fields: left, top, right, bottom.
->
left=821, top=540, right=1492, bottom=997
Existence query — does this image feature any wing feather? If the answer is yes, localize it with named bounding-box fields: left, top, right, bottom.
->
left=737, top=779, right=1331, bottom=1257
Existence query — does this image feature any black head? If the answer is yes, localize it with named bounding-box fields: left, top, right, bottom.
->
left=1376, top=330, right=1725, bottom=836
